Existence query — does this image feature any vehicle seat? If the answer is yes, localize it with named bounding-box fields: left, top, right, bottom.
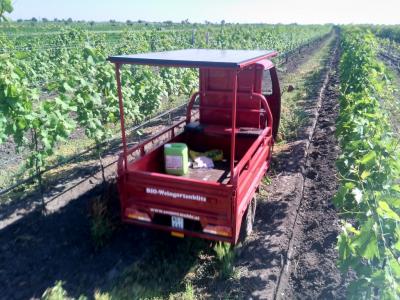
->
left=184, top=121, right=204, bottom=133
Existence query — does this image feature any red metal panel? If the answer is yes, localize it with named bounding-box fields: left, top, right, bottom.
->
left=234, top=144, right=271, bottom=242
left=237, top=51, right=278, bottom=68
left=122, top=218, right=232, bottom=243
left=198, top=62, right=276, bottom=129
left=118, top=168, right=235, bottom=242
left=267, top=67, right=281, bottom=140
left=230, top=71, right=238, bottom=184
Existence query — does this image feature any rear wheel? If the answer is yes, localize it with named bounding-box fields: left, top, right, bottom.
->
left=239, top=196, right=257, bottom=242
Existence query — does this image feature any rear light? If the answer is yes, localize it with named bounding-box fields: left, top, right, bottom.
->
left=171, top=231, right=184, bottom=238
left=125, top=208, right=151, bottom=222
left=203, top=225, right=232, bottom=237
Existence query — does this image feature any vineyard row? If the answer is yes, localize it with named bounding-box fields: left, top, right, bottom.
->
left=335, top=28, right=400, bottom=299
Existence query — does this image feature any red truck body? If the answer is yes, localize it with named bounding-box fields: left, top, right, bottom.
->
left=108, top=49, right=281, bottom=244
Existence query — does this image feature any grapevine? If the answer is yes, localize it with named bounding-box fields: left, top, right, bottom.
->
left=335, top=28, right=400, bottom=299
left=0, top=24, right=331, bottom=193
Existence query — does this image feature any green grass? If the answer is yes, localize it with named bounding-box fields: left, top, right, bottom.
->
left=379, top=59, right=400, bottom=136
left=213, top=242, right=235, bottom=279
left=278, top=34, right=335, bottom=142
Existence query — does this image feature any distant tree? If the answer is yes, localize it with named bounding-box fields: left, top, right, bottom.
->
left=31, top=17, right=38, bottom=22
left=53, top=18, right=58, bottom=22
left=163, top=20, right=173, bottom=26
left=181, top=19, right=189, bottom=24
left=42, top=17, right=48, bottom=22
left=126, top=20, right=133, bottom=26
left=17, top=18, right=22, bottom=22
left=0, top=0, right=13, bottom=21
left=89, top=20, right=95, bottom=26
left=221, top=20, right=225, bottom=26
left=109, top=19, right=116, bottom=23
left=67, top=17, right=72, bottom=23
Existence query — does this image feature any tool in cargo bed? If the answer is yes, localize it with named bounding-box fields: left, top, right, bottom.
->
left=108, top=49, right=281, bottom=244
left=191, top=156, right=214, bottom=169
left=189, top=149, right=224, bottom=162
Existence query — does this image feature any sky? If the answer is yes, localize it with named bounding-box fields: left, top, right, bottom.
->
left=8, top=0, right=400, bottom=25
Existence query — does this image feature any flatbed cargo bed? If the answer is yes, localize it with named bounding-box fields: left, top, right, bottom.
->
left=182, top=161, right=231, bottom=184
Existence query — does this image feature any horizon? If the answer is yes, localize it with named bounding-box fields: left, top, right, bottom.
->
left=6, top=19, right=400, bottom=26
left=8, top=0, right=400, bottom=25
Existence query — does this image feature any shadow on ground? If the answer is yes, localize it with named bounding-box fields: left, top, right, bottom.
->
left=0, top=174, right=291, bottom=299
left=0, top=183, right=206, bottom=299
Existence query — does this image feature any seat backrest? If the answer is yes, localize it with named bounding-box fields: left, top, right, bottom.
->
left=199, top=62, right=266, bottom=128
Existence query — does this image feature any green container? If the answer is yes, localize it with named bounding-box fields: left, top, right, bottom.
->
left=164, top=143, right=189, bottom=175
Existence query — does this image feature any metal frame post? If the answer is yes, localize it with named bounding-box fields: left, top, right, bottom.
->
left=115, top=63, right=128, bottom=171
left=230, top=70, right=238, bottom=184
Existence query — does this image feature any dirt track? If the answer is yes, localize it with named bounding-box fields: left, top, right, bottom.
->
left=282, top=38, right=345, bottom=299
left=0, top=33, right=348, bottom=300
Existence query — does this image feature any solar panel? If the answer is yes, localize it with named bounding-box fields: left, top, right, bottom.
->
left=108, top=49, right=277, bottom=68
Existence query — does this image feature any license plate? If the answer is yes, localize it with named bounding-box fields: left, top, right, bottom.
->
left=171, top=216, right=184, bottom=229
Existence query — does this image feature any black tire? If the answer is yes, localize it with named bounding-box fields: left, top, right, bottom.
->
left=239, top=196, right=257, bottom=242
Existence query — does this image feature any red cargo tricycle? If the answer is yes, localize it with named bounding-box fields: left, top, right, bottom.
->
left=109, top=49, right=280, bottom=244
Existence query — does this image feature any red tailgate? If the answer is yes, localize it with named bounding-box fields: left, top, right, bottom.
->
left=119, top=170, right=234, bottom=237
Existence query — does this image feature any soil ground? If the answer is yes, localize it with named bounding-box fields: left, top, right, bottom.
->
left=282, top=39, right=346, bottom=299
left=0, top=33, right=347, bottom=300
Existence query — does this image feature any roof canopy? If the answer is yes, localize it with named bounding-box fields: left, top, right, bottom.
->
left=108, top=49, right=277, bottom=69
